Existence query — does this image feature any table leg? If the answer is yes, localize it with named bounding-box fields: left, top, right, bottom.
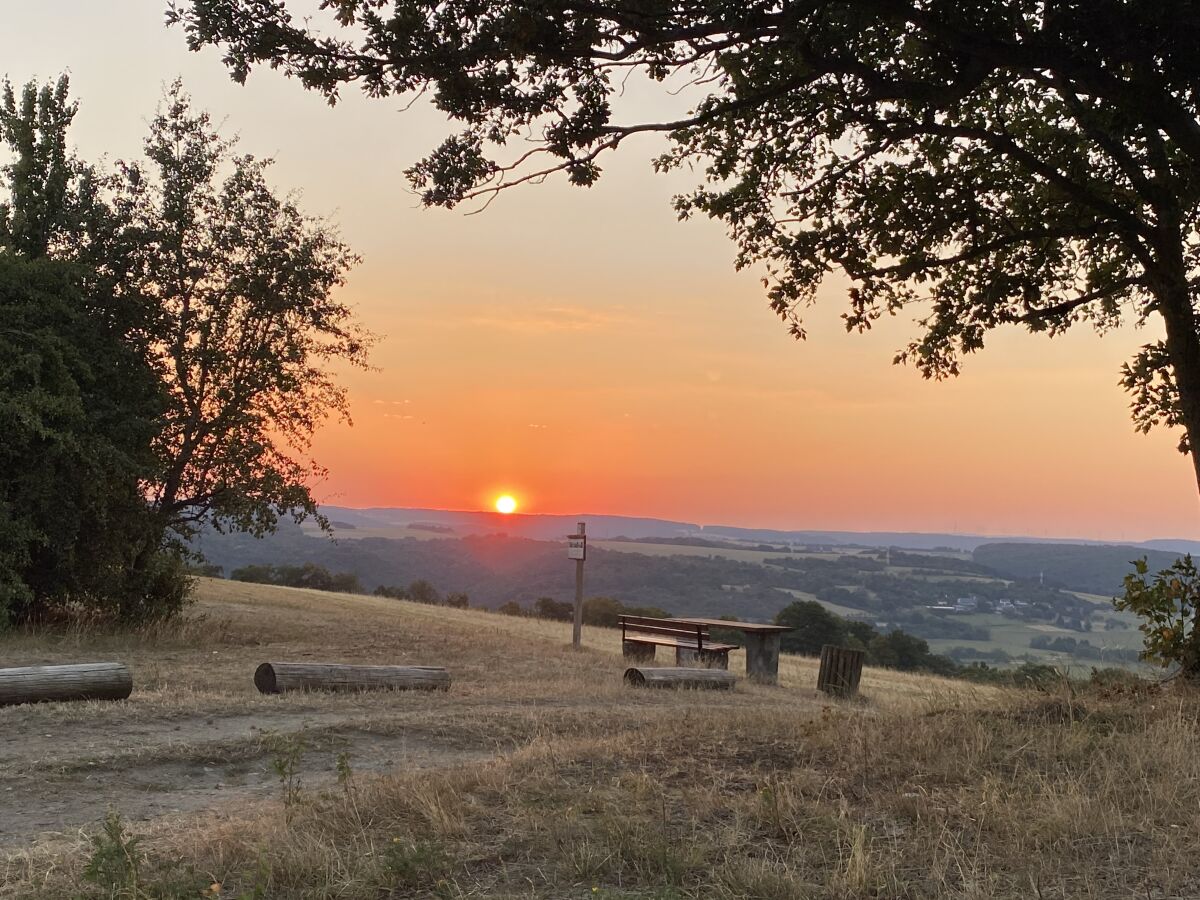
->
left=744, top=632, right=781, bottom=685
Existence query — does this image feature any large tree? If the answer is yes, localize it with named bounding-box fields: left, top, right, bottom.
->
left=123, top=83, right=371, bottom=542
left=0, top=75, right=369, bottom=620
left=2, top=76, right=370, bottom=551
left=174, top=1, right=1200, bottom=499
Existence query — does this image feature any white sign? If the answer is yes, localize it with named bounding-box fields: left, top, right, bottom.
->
left=567, top=535, right=586, bottom=560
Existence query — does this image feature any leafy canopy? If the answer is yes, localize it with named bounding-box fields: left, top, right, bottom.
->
left=2, top=74, right=371, bottom=545
left=1115, top=555, right=1200, bottom=676
left=174, top=0, right=1200, bottom=469
left=0, top=73, right=369, bottom=624
left=0, top=255, right=174, bottom=625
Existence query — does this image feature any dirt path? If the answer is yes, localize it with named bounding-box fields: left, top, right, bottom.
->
left=0, top=710, right=493, bottom=847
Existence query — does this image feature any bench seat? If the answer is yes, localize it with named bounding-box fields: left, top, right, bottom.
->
left=621, top=634, right=738, bottom=653
left=618, top=614, right=739, bottom=670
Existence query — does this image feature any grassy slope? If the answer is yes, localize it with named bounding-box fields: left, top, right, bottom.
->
left=4, top=580, right=1194, bottom=899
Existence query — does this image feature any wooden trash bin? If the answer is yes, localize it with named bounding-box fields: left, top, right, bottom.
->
left=816, top=645, right=865, bottom=697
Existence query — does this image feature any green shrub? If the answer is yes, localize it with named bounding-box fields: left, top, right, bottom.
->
left=1114, top=555, right=1200, bottom=677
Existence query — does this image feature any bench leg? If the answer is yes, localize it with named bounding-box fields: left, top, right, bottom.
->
left=623, top=641, right=655, bottom=663
left=744, top=632, right=781, bottom=685
left=676, top=648, right=728, bottom=669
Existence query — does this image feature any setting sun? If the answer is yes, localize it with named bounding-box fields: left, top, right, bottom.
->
left=495, top=494, right=518, bottom=515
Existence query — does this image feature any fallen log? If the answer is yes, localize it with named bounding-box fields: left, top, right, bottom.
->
left=0, top=662, right=132, bottom=706
left=623, top=666, right=735, bottom=689
left=254, top=662, right=451, bottom=695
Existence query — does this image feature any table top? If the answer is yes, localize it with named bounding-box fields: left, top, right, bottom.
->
left=667, top=617, right=794, bottom=634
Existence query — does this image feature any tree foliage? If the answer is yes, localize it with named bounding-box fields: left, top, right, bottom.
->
left=0, top=73, right=367, bottom=626
left=230, top=562, right=362, bottom=593
left=126, top=84, right=370, bottom=539
left=0, top=255, right=180, bottom=625
left=174, top=1, right=1200, bottom=493
left=774, top=599, right=956, bottom=673
left=776, top=600, right=848, bottom=656
left=1115, top=555, right=1200, bottom=677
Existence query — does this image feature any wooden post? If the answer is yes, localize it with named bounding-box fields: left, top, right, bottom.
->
left=743, top=631, right=782, bottom=685
left=0, top=663, right=132, bottom=706
left=254, top=663, right=450, bottom=694
left=624, top=667, right=735, bottom=689
left=816, top=645, right=865, bottom=697
left=571, top=521, right=585, bottom=649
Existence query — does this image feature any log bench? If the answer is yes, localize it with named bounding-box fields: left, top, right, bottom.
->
left=618, top=614, right=738, bottom=669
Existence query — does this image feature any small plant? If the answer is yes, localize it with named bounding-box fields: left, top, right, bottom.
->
left=80, top=808, right=212, bottom=899
left=264, top=729, right=307, bottom=815
left=336, top=750, right=353, bottom=789
left=83, top=810, right=144, bottom=896
left=381, top=838, right=453, bottom=893
left=1115, top=555, right=1200, bottom=677
left=234, top=854, right=272, bottom=900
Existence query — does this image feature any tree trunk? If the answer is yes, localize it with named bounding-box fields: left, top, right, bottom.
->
left=0, top=663, right=133, bottom=706
left=254, top=662, right=451, bottom=694
left=1155, top=275, right=1200, bottom=500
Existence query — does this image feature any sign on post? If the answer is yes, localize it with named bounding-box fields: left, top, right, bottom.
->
left=567, top=534, right=586, bottom=560
left=570, top=522, right=585, bottom=648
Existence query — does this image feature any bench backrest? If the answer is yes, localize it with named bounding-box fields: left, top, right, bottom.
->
left=618, top=615, right=710, bottom=648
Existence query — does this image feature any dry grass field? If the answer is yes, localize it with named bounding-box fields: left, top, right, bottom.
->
left=1, top=578, right=1197, bottom=898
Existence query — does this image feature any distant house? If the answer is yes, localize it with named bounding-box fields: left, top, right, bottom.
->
left=955, top=596, right=979, bottom=612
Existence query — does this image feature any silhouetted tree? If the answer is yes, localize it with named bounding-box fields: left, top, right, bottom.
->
left=175, top=3, right=1200, bottom=501
left=2, top=74, right=370, bottom=581
left=775, top=600, right=847, bottom=656
left=533, top=596, right=573, bottom=621
left=407, top=579, right=440, bottom=605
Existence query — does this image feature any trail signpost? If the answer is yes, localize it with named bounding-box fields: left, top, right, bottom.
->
left=568, top=522, right=586, bottom=648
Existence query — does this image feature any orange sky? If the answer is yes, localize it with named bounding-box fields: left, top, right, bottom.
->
left=5, top=2, right=1199, bottom=541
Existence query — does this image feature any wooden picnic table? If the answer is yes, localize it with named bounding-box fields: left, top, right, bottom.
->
left=667, top=618, right=794, bottom=685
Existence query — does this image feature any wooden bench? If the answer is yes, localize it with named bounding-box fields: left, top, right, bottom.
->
left=618, top=615, right=739, bottom=669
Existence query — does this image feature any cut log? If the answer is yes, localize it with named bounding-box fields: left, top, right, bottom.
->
left=254, top=662, right=450, bottom=695
left=623, top=666, right=735, bottom=689
left=816, top=645, right=866, bottom=697
left=0, top=662, right=132, bottom=706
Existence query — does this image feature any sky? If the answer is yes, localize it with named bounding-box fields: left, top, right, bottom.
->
left=3, top=2, right=1197, bottom=541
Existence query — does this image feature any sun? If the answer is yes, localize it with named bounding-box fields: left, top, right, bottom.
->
left=494, top=494, right=518, bottom=515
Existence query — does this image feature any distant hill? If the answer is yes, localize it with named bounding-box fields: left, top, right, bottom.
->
left=321, top=505, right=1197, bottom=553
left=973, top=543, right=1185, bottom=596
left=319, top=506, right=700, bottom=541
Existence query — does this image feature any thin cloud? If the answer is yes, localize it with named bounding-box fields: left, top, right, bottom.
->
left=465, top=305, right=632, bottom=334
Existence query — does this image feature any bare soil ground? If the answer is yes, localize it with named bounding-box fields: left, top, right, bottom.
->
left=1, top=579, right=1194, bottom=899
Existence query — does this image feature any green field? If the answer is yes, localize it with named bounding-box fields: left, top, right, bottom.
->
left=593, top=540, right=796, bottom=564
left=926, top=610, right=1148, bottom=669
